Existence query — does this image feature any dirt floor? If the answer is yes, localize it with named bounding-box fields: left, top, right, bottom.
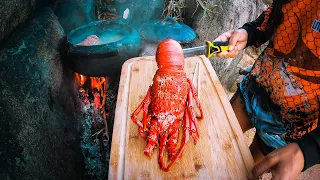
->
left=225, top=89, right=320, bottom=180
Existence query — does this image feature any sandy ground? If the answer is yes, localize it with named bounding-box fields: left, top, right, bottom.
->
left=225, top=89, right=320, bottom=180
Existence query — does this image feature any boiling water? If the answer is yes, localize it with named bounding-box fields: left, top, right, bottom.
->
left=98, top=32, right=124, bottom=45
left=73, top=31, right=125, bottom=46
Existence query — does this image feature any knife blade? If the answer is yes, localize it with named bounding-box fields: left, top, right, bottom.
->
left=183, top=41, right=229, bottom=58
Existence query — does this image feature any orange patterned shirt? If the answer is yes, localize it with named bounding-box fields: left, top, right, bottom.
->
left=243, top=0, right=320, bottom=142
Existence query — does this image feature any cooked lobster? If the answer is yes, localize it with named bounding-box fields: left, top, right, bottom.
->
left=131, top=39, right=204, bottom=172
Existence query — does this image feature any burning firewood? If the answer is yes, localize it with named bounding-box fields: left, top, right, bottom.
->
left=77, top=73, right=110, bottom=177
left=75, top=73, right=109, bottom=139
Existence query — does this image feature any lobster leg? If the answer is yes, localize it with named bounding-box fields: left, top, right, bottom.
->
left=131, top=87, right=151, bottom=130
left=187, top=78, right=204, bottom=119
left=160, top=120, right=180, bottom=170
left=158, top=132, right=168, bottom=170
left=139, top=115, right=152, bottom=139
left=187, top=90, right=200, bottom=144
left=144, top=119, right=159, bottom=157
left=164, top=109, right=190, bottom=172
left=167, top=120, right=180, bottom=161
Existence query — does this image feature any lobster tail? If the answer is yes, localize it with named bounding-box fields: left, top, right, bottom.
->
left=156, top=39, right=184, bottom=67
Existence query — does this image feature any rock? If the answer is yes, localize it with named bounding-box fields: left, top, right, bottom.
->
left=0, top=0, right=37, bottom=42
left=0, top=8, right=83, bottom=180
left=262, top=0, right=273, bottom=5
left=52, top=0, right=96, bottom=34
left=184, top=0, right=268, bottom=90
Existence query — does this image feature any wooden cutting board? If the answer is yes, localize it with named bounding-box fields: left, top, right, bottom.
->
left=108, top=55, right=254, bottom=180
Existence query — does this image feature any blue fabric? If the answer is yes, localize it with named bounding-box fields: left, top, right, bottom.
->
left=239, top=75, right=287, bottom=149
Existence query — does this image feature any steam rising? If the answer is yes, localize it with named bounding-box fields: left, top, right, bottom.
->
left=115, top=0, right=164, bottom=28
left=54, top=0, right=96, bottom=34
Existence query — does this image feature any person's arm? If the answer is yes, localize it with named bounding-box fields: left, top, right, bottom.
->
left=240, top=6, right=273, bottom=48
left=249, top=128, right=320, bottom=179
left=214, top=6, right=274, bottom=59
left=297, top=128, right=320, bottom=171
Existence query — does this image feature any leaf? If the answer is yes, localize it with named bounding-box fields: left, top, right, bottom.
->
left=203, top=6, right=207, bottom=18
left=196, top=0, right=207, bottom=9
left=206, top=4, right=218, bottom=9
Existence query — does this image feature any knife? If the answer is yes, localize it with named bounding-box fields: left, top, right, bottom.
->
left=183, top=41, right=229, bottom=58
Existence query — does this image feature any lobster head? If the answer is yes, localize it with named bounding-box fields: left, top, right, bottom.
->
left=156, top=39, right=184, bottom=68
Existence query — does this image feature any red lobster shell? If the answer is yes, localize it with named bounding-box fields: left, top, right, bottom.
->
left=131, top=39, right=204, bottom=172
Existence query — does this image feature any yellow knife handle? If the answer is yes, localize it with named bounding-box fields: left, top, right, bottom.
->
left=206, top=41, right=229, bottom=58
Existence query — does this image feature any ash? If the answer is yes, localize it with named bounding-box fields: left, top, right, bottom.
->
left=78, top=77, right=119, bottom=179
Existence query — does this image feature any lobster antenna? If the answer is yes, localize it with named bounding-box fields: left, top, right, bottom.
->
left=192, top=61, right=200, bottom=97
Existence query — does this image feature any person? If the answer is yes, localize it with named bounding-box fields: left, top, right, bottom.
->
left=214, top=0, right=320, bottom=179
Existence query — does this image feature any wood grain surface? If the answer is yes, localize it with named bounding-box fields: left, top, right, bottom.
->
left=108, top=55, right=254, bottom=180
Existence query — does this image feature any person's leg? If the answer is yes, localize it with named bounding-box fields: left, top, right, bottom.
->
left=230, top=89, right=253, bottom=132
left=249, top=134, right=265, bottom=163
left=230, top=89, right=264, bottom=163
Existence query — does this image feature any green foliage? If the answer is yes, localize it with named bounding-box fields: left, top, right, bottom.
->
left=96, top=0, right=117, bottom=20
left=163, top=0, right=186, bottom=22
left=195, top=0, right=218, bottom=19
left=163, top=0, right=218, bottom=22
left=95, top=0, right=217, bottom=21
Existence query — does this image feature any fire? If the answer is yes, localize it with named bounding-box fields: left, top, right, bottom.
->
left=75, top=73, right=87, bottom=86
left=75, top=73, right=108, bottom=109
left=75, top=72, right=109, bottom=138
left=91, top=76, right=108, bottom=109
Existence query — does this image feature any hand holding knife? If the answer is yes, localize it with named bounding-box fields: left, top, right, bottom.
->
left=183, top=41, right=229, bottom=58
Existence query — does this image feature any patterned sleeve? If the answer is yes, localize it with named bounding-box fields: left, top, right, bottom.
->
left=240, top=6, right=273, bottom=47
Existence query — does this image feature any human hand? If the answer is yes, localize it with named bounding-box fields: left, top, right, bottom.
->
left=214, top=29, right=248, bottom=58
left=249, top=143, right=304, bottom=180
